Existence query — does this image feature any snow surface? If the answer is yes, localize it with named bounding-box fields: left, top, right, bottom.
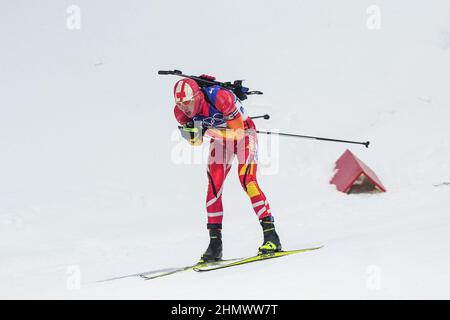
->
left=1, top=0, right=450, bottom=299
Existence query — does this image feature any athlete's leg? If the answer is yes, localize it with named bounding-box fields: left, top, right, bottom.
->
left=201, top=139, right=234, bottom=262
left=238, top=162, right=272, bottom=220
left=206, top=139, right=234, bottom=225
left=236, top=131, right=281, bottom=253
left=236, top=131, right=272, bottom=220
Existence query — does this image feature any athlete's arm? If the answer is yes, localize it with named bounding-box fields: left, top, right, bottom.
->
left=174, top=105, right=204, bottom=146
left=206, top=89, right=245, bottom=141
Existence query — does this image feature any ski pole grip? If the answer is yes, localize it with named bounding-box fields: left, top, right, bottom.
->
left=247, top=91, right=264, bottom=95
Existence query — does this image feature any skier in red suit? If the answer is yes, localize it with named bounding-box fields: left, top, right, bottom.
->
left=173, top=77, right=282, bottom=262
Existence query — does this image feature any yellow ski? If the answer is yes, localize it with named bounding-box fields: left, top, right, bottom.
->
left=193, top=246, right=324, bottom=272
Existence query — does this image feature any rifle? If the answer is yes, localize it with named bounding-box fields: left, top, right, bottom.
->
left=158, top=69, right=263, bottom=101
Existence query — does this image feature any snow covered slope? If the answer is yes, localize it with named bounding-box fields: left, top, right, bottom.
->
left=1, top=0, right=450, bottom=299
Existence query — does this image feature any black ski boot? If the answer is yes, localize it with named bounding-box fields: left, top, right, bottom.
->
left=199, top=224, right=223, bottom=263
left=258, top=216, right=282, bottom=254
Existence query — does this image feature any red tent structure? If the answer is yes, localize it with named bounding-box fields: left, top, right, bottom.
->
left=330, top=149, right=386, bottom=194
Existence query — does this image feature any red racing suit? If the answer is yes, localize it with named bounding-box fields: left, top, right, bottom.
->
left=174, top=86, right=272, bottom=225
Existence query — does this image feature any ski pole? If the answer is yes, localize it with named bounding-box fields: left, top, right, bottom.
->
left=256, top=130, right=370, bottom=148
left=250, top=114, right=270, bottom=120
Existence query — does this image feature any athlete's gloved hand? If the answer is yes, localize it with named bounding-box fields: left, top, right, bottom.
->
left=178, top=121, right=204, bottom=146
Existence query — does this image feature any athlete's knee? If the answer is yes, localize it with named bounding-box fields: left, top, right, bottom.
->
left=239, top=172, right=261, bottom=198
left=244, top=180, right=262, bottom=198
left=238, top=163, right=256, bottom=189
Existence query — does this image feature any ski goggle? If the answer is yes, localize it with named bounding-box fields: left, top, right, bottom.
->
left=175, top=91, right=201, bottom=115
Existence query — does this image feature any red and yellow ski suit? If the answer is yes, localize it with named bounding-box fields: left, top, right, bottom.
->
left=174, top=86, right=272, bottom=224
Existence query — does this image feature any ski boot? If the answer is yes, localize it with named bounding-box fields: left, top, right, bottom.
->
left=258, top=216, right=282, bottom=255
left=199, top=224, right=223, bottom=263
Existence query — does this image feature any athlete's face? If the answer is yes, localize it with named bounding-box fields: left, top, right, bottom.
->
left=174, top=80, right=203, bottom=118
left=175, top=91, right=201, bottom=117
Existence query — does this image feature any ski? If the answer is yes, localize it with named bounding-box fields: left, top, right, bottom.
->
left=193, top=246, right=324, bottom=272
left=99, top=247, right=323, bottom=281
left=97, top=259, right=241, bottom=282
left=140, top=258, right=243, bottom=280
left=139, top=265, right=194, bottom=280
